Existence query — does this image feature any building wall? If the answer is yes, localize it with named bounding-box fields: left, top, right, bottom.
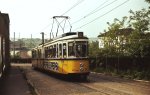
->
left=0, top=12, right=10, bottom=70
left=98, top=38, right=104, bottom=48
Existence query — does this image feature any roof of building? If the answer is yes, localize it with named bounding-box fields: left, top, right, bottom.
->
left=98, top=28, right=134, bottom=37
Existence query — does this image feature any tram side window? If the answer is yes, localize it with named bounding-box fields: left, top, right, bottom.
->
left=32, top=50, right=36, bottom=58
left=48, top=46, right=52, bottom=58
left=35, top=51, right=37, bottom=58
left=32, top=50, right=34, bottom=58
left=59, top=44, right=62, bottom=58
left=45, top=47, right=47, bottom=58
left=37, top=49, right=39, bottom=58
left=53, top=45, right=56, bottom=58
left=56, top=44, right=58, bottom=58
left=63, top=43, right=66, bottom=58
left=45, top=47, right=50, bottom=58
left=68, top=42, right=75, bottom=57
left=51, top=46, right=54, bottom=58
left=47, top=47, right=49, bottom=58
left=38, top=49, right=41, bottom=58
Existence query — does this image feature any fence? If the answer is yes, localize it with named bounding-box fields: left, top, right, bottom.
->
left=11, top=57, right=150, bottom=72
left=89, top=56, right=150, bottom=72
left=11, top=58, right=32, bottom=63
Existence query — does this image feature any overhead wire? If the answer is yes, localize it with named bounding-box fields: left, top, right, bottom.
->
left=72, top=0, right=117, bottom=25
left=73, top=0, right=130, bottom=31
left=40, top=0, right=85, bottom=37
left=61, top=0, right=85, bottom=16
left=40, top=0, right=129, bottom=38
left=40, top=22, right=52, bottom=32
left=84, top=0, right=113, bottom=18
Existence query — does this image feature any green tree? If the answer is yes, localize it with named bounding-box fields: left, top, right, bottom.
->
left=100, top=7, right=150, bottom=57
left=102, top=17, right=128, bottom=57
left=145, top=0, right=150, bottom=3
left=129, top=8, right=150, bottom=33
left=128, top=7, right=150, bottom=57
left=89, top=41, right=100, bottom=57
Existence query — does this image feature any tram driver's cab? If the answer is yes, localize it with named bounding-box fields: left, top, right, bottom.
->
left=68, top=41, right=88, bottom=58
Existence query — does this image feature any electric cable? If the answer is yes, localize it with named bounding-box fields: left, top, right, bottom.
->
left=73, top=0, right=130, bottom=31
left=61, top=0, right=85, bottom=16
left=72, top=0, right=117, bottom=25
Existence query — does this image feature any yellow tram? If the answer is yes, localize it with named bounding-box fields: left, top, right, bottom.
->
left=32, top=32, right=90, bottom=79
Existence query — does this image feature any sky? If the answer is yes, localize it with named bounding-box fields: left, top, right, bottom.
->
left=0, top=0, right=149, bottom=39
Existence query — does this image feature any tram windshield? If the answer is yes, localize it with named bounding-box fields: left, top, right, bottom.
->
left=68, top=41, right=88, bottom=58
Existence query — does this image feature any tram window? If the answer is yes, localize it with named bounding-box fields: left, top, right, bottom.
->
left=51, top=46, right=55, bottom=58
left=40, top=49, right=42, bottom=58
left=38, top=49, right=41, bottom=58
left=39, top=49, right=41, bottom=58
left=56, top=44, right=58, bottom=58
left=47, top=47, right=49, bottom=57
left=32, top=50, right=37, bottom=58
left=63, top=43, right=66, bottom=58
left=44, top=48, right=46, bottom=58
left=45, top=47, right=50, bottom=58
left=37, top=50, right=39, bottom=58
left=36, top=51, right=37, bottom=58
left=75, top=42, right=87, bottom=57
left=51, top=46, right=54, bottom=58
left=49, top=46, right=53, bottom=58
left=45, top=47, right=48, bottom=58
left=76, top=45, right=81, bottom=57
left=82, top=44, right=87, bottom=57
left=68, top=42, right=75, bottom=57
left=59, top=44, right=62, bottom=58
left=53, top=45, right=56, bottom=58
left=34, top=50, right=36, bottom=58
left=32, top=51, right=34, bottom=58
left=32, top=50, right=35, bottom=58
left=47, top=47, right=49, bottom=58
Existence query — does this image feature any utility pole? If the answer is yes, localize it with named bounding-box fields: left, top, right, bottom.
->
left=30, top=34, right=32, bottom=48
left=13, top=32, right=15, bottom=58
left=40, top=32, right=45, bottom=58
left=40, top=32, right=44, bottom=45
left=19, top=32, right=21, bottom=48
left=19, top=32, right=21, bottom=58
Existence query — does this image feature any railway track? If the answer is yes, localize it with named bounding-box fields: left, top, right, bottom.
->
left=20, top=65, right=150, bottom=95
left=88, top=73, right=150, bottom=95
left=90, top=72, right=150, bottom=88
left=77, top=82, right=130, bottom=95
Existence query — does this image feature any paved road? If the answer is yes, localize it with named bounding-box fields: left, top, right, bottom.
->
left=19, top=64, right=150, bottom=95
left=0, top=64, right=31, bottom=95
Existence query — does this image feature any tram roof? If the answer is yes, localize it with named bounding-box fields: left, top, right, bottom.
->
left=32, top=32, right=88, bottom=49
left=45, top=32, right=88, bottom=44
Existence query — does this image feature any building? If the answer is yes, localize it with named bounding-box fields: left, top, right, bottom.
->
left=0, top=12, right=10, bottom=71
left=98, top=28, right=133, bottom=49
left=10, top=40, right=31, bottom=58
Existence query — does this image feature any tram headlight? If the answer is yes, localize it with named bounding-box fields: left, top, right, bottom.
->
left=80, top=67, right=84, bottom=72
left=80, top=63, right=84, bottom=72
left=80, top=63, right=84, bottom=67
